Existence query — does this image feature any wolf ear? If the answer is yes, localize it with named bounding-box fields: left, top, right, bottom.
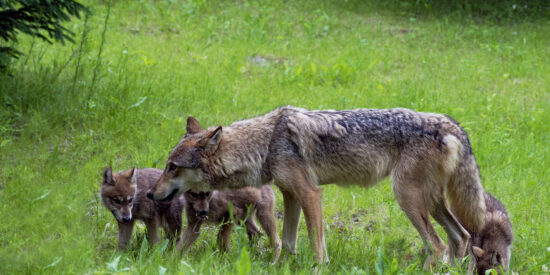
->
left=103, top=167, right=114, bottom=185
left=200, top=126, right=222, bottom=153
left=120, top=167, right=136, bottom=180
left=129, top=167, right=137, bottom=184
left=186, top=116, right=202, bottom=134
left=472, top=246, right=485, bottom=258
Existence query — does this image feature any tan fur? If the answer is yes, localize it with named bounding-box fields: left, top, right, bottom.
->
left=178, top=185, right=281, bottom=262
left=148, top=107, right=487, bottom=268
left=101, top=167, right=184, bottom=249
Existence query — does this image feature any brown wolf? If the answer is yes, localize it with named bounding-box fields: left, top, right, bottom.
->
left=178, top=185, right=281, bottom=261
left=101, top=167, right=184, bottom=249
left=147, top=106, right=486, bottom=268
left=467, top=192, right=513, bottom=274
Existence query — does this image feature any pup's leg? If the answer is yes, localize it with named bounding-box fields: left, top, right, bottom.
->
left=164, top=218, right=182, bottom=249
left=244, top=215, right=261, bottom=240
left=117, top=220, right=135, bottom=250
left=177, top=221, right=202, bottom=252
left=392, top=176, right=446, bottom=270
left=256, top=195, right=282, bottom=263
left=144, top=217, right=161, bottom=245
left=217, top=222, right=235, bottom=251
left=280, top=189, right=301, bottom=254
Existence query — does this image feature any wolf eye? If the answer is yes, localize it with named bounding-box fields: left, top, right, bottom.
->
left=113, top=198, right=121, bottom=204
left=128, top=198, right=133, bottom=203
left=191, top=192, right=198, bottom=198
left=168, top=163, right=178, bottom=172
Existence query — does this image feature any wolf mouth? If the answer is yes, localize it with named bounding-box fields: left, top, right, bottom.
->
left=161, top=188, right=179, bottom=202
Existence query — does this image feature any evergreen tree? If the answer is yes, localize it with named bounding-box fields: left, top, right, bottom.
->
left=0, top=0, right=88, bottom=69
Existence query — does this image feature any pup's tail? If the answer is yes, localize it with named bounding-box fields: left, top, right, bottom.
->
left=443, top=134, right=486, bottom=233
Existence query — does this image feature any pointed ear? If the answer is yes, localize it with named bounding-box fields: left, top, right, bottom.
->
left=186, top=116, right=201, bottom=134
left=103, top=167, right=114, bottom=185
left=472, top=246, right=485, bottom=258
left=200, top=126, right=222, bottom=153
left=129, top=167, right=137, bottom=184
left=120, top=167, right=135, bottom=179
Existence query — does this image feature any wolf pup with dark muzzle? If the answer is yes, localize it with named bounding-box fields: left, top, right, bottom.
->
left=178, top=185, right=281, bottom=261
left=101, top=167, right=184, bottom=250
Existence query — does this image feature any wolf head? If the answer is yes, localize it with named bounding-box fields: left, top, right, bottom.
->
left=147, top=117, right=222, bottom=202
left=101, top=167, right=137, bottom=223
left=471, top=210, right=512, bottom=275
left=184, top=190, right=215, bottom=221
left=472, top=245, right=509, bottom=274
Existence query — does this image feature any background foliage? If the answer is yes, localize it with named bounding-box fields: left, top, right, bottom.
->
left=0, top=0, right=88, bottom=69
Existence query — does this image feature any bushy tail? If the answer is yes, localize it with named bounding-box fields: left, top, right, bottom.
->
left=443, top=134, right=486, bottom=233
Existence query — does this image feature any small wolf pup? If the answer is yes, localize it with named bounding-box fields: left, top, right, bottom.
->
left=101, top=167, right=184, bottom=249
left=178, top=185, right=281, bottom=261
left=468, top=192, right=513, bottom=274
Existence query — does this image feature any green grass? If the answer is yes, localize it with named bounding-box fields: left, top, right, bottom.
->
left=1, top=0, right=549, bottom=273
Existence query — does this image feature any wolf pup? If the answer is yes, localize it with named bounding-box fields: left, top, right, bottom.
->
left=101, top=167, right=184, bottom=250
left=148, top=106, right=487, bottom=268
left=468, top=192, right=513, bottom=274
left=179, top=185, right=281, bottom=260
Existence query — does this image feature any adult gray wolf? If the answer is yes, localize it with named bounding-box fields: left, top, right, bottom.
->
left=178, top=185, right=281, bottom=262
left=101, top=167, right=184, bottom=249
left=468, top=192, right=513, bottom=274
left=147, top=106, right=486, bottom=268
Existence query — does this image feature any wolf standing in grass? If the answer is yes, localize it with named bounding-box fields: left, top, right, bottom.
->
left=148, top=106, right=486, bottom=268
left=101, top=167, right=184, bottom=250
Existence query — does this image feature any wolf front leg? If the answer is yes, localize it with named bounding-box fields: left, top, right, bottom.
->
left=295, top=186, right=325, bottom=265
left=276, top=165, right=326, bottom=266
left=117, top=220, right=135, bottom=250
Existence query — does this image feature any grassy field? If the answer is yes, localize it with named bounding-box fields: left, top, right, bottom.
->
left=1, top=0, right=549, bottom=273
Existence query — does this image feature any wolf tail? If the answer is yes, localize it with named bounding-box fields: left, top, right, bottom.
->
left=442, top=134, right=486, bottom=233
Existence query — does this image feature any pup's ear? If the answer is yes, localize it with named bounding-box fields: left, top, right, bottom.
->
left=472, top=246, right=485, bottom=258
left=103, top=167, right=115, bottom=185
left=120, top=167, right=135, bottom=180
left=129, top=167, right=137, bottom=185
left=186, top=116, right=201, bottom=134
left=200, top=126, right=222, bottom=154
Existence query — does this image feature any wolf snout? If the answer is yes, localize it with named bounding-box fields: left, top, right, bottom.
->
left=122, top=216, right=132, bottom=223
left=146, top=192, right=154, bottom=200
